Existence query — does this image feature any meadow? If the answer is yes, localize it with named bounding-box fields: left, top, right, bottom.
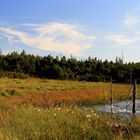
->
left=0, top=78, right=140, bottom=139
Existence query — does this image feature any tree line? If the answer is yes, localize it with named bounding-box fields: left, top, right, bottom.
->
left=0, top=50, right=139, bottom=83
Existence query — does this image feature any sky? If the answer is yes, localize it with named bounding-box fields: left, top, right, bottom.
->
left=0, top=0, right=140, bottom=62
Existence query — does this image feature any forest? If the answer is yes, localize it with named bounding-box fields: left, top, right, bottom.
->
left=0, top=50, right=139, bottom=83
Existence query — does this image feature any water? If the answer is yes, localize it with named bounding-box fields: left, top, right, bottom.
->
left=95, top=99, right=140, bottom=115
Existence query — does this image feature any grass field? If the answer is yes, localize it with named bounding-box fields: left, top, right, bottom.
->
left=0, top=77, right=139, bottom=106
left=0, top=78, right=140, bottom=140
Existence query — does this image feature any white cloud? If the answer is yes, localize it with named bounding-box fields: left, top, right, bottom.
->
left=123, top=4, right=140, bottom=28
left=124, top=15, right=139, bottom=27
left=0, top=23, right=97, bottom=56
left=105, top=34, right=137, bottom=47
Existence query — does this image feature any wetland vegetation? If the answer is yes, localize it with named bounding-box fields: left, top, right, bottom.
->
left=0, top=78, right=140, bottom=139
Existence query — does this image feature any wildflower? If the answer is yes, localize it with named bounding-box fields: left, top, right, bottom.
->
left=57, top=107, right=61, bottom=111
left=92, top=112, right=99, bottom=118
left=91, top=110, right=94, bottom=113
left=54, top=113, right=56, bottom=116
left=94, top=113, right=97, bottom=116
left=96, top=115, right=99, bottom=118
left=110, top=123, right=121, bottom=135
left=88, top=119, right=91, bottom=122
left=86, top=114, right=91, bottom=118
left=84, top=108, right=87, bottom=111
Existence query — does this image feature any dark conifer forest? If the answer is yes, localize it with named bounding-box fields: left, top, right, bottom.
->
left=0, top=50, right=140, bottom=83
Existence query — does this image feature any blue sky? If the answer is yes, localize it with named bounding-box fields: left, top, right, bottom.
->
left=0, top=0, right=140, bottom=62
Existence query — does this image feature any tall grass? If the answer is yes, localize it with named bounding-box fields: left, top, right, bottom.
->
left=0, top=102, right=140, bottom=140
left=0, top=103, right=135, bottom=140
left=0, top=77, right=138, bottom=106
left=0, top=78, right=140, bottom=139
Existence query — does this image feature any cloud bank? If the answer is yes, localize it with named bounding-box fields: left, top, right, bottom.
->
left=105, top=34, right=137, bottom=48
left=0, top=23, right=97, bottom=56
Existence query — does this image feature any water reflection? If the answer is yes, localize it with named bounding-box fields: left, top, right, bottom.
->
left=95, top=100, right=140, bottom=115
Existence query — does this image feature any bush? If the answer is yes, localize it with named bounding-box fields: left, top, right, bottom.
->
left=0, top=89, right=19, bottom=97
left=5, top=72, right=29, bottom=79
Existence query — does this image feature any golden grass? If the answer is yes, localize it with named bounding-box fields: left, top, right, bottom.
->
left=0, top=78, right=140, bottom=139
left=0, top=77, right=138, bottom=107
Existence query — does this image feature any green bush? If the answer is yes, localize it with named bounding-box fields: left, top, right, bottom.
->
left=5, top=72, right=29, bottom=79
left=0, top=89, right=19, bottom=97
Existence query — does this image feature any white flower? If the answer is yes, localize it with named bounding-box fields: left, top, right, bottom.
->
left=86, top=114, right=91, bottom=118
left=91, top=110, right=94, bottom=113
left=84, top=108, right=87, bottom=111
left=57, top=107, right=61, bottom=110
left=92, top=113, right=99, bottom=118
left=96, top=115, right=99, bottom=118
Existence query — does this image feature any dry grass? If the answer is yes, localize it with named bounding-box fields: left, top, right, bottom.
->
left=0, top=78, right=140, bottom=139
left=0, top=77, right=139, bottom=107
